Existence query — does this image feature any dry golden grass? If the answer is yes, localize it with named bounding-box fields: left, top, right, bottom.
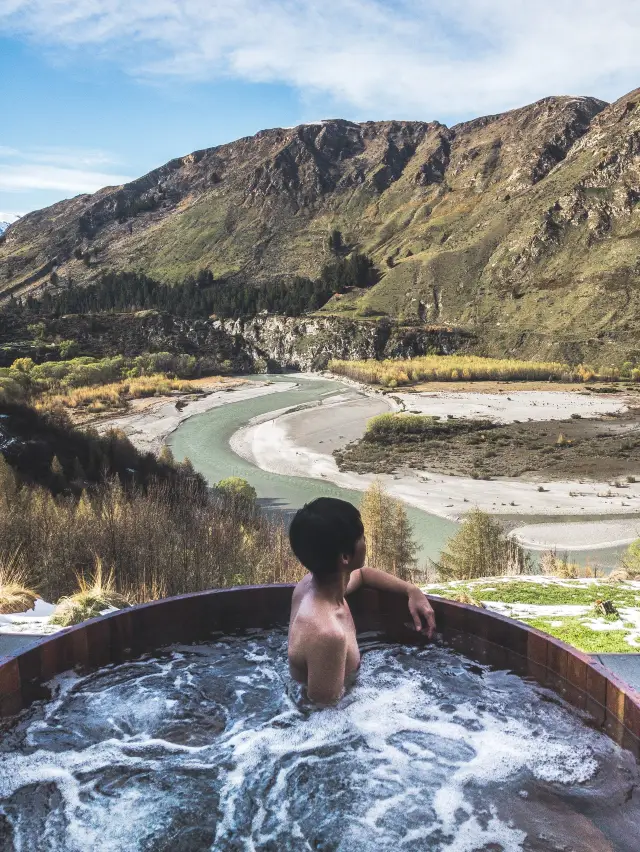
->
left=0, top=554, right=38, bottom=614
left=1, top=468, right=305, bottom=607
left=50, top=560, right=131, bottom=627
left=38, top=374, right=194, bottom=413
left=329, top=355, right=621, bottom=388
left=448, top=590, right=486, bottom=608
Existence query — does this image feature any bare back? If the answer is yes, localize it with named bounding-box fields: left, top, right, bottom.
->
left=288, top=574, right=360, bottom=701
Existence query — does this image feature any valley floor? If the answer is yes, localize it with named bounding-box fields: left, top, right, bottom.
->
left=90, top=376, right=297, bottom=454
left=232, top=377, right=640, bottom=552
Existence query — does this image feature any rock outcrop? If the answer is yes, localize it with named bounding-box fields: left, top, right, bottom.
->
left=0, top=311, right=472, bottom=372
left=220, top=315, right=471, bottom=371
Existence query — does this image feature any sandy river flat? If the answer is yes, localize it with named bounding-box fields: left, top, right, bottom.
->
left=231, top=383, right=640, bottom=551
left=95, top=379, right=297, bottom=453
left=395, top=389, right=629, bottom=423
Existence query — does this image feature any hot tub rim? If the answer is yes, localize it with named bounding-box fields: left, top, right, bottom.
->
left=0, top=584, right=638, bottom=759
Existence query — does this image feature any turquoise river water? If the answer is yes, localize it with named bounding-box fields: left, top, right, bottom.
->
left=169, top=375, right=627, bottom=568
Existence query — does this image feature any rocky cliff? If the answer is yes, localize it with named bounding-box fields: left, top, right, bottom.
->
left=220, top=316, right=471, bottom=371
left=0, top=311, right=471, bottom=371
left=2, top=88, right=640, bottom=358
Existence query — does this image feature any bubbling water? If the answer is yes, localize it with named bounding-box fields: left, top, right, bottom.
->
left=0, top=631, right=639, bottom=851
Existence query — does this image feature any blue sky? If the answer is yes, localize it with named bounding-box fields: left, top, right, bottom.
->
left=2, top=0, right=640, bottom=221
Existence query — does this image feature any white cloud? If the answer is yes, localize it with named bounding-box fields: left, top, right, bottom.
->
left=0, top=147, right=131, bottom=195
left=1, top=1, right=640, bottom=118
left=0, top=212, right=23, bottom=224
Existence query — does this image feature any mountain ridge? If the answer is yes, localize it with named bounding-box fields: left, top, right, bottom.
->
left=2, top=88, right=640, bottom=359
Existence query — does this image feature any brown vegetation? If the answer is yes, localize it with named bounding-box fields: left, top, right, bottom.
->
left=0, top=401, right=200, bottom=495
left=50, top=561, right=131, bottom=626
left=38, top=375, right=194, bottom=413
left=334, top=409, right=640, bottom=482
left=0, top=552, right=39, bottom=614
left=0, top=455, right=303, bottom=606
left=328, top=355, right=625, bottom=389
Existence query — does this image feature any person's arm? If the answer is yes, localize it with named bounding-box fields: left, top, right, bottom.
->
left=345, top=567, right=364, bottom=595
left=358, top=567, right=436, bottom=638
left=306, top=629, right=348, bottom=706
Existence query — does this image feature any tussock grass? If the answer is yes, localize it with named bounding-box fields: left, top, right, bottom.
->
left=448, top=590, right=485, bottom=608
left=51, top=561, right=130, bottom=627
left=329, top=354, right=621, bottom=388
left=0, top=553, right=38, bottom=614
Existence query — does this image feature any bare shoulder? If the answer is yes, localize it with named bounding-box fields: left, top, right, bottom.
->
left=305, top=621, right=347, bottom=655
left=292, top=573, right=312, bottom=598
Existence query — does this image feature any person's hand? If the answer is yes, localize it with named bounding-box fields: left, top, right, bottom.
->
left=407, top=587, right=436, bottom=638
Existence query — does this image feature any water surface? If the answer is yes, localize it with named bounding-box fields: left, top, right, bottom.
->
left=169, top=376, right=457, bottom=563
left=1, top=631, right=638, bottom=851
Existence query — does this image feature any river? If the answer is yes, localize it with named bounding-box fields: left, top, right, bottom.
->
left=169, top=375, right=628, bottom=569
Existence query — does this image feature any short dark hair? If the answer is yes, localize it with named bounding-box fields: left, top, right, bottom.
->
left=289, top=497, right=364, bottom=580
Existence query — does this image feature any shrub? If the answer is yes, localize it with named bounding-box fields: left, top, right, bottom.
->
left=363, top=412, right=494, bottom=442
left=540, top=549, right=581, bottom=578
left=0, top=462, right=303, bottom=605
left=622, top=539, right=640, bottom=579
left=215, top=477, right=257, bottom=507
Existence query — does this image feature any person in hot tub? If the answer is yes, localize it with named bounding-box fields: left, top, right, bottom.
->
left=288, top=497, right=436, bottom=706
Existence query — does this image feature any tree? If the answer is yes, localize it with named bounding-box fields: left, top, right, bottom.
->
left=158, top=445, right=176, bottom=467
left=327, top=228, right=343, bottom=254
left=388, top=500, right=417, bottom=581
left=360, top=481, right=418, bottom=579
left=11, top=357, right=35, bottom=374
left=360, top=481, right=388, bottom=570
left=434, top=508, right=532, bottom=581
left=216, top=477, right=257, bottom=505
left=50, top=455, right=64, bottom=477
left=622, top=539, right=640, bottom=579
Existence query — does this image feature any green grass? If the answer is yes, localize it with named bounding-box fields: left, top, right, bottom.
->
left=524, top=617, right=637, bottom=654
left=428, top=579, right=640, bottom=608
left=426, top=578, right=640, bottom=654
left=476, top=581, right=636, bottom=607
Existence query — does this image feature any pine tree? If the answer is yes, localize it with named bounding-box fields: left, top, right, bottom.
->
left=50, top=455, right=64, bottom=477
left=72, top=457, right=86, bottom=483
left=158, top=445, right=176, bottom=468
left=360, top=481, right=418, bottom=578
left=435, top=508, right=531, bottom=581
left=387, top=499, right=417, bottom=581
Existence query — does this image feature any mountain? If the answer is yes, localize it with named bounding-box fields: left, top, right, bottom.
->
left=2, top=88, right=640, bottom=360
left=0, top=223, right=10, bottom=235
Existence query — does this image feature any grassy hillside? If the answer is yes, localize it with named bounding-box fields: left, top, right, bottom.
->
left=2, top=88, right=640, bottom=358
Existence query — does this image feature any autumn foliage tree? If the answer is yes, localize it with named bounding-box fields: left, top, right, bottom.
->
left=359, top=481, right=417, bottom=581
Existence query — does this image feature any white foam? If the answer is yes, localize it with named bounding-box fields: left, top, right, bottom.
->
left=0, top=638, right=631, bottom=851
